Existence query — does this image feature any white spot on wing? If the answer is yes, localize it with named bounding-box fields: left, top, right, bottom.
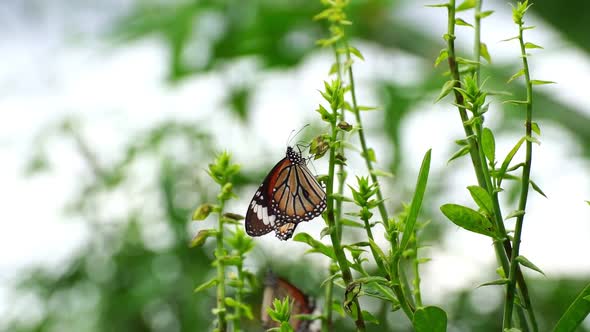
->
left=257, top=206, right=263, bottom=220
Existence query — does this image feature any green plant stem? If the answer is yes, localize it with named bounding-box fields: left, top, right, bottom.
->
left=344, top=47, right=415, bottom=321
left=445, top=1, right=487, bottom=188
left=322, top=265, right=335, bottom=332
left=216, top=201, right=227, bottom=332
left=333, top=46, right=347, bottom=240
left=446, top=2, right=537, bottom=330
left=327, top=104, right=366, bottom=331
left=411, top=234, right=423, bottom=308
left=503, top=23, right=535, bottom=330
left=234, top=262, right=244, bottom=332
left=474, top=0, right=482, bottom=81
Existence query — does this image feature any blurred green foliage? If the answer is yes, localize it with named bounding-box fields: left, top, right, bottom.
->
left=7, top=0, right=590, bottom=331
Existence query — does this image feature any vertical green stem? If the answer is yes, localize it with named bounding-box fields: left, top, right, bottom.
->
left=412, top=232, right=423, bottom=308
left=327, top=102, right=366, bottom=331
left=234, top=262, right=243, bottom=331
left=216, top=202, right=227, bottom=332
left=322, top=264, right=337, bottom=332
left=445, top=1, right=537, bottom=329
left=474, top=0, right=482, bottom=81
left=344, top=47, right=415, bottom=320
left=503, top=23, right=535, bottom=330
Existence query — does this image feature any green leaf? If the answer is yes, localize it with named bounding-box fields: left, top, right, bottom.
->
left=362, top=310, right=380, bottom=324
left=478, top=10, right=494, bottom=19
left=477, top=278, right=509, bottom=288
left=497, top=137, right=525, bottom=183
left=349, top=46, right=365, bottom=61
left=531, top=122, right=541, bottom=136
left=358, top=105, right=380, bottom=111
left=585, top=200, right=590, bottom=206
left=293, top=233, right=336, bottom=260
left=329, top=62, right=339, bottom=75
left=434, top=49, right=449, bottom=67
left=456, top=0, right=475, bottom=11
left=447, top=145, right=471, bottom=164
left=467, top=186, right=494, bottom=214
left=516, top=255, right=545, bottom=276
left=501, top=36, right=520, bottom=42
left=530, top=179, right=548, bottom=198
left=370, top=169, right=394, bottom=178
left=413, top=306, right=448, bottom=332
left=321, top=272, right=342, bottom=287
left=481, top=127, right=496, bottom=163
left=507, top=69, right=525, bottom=83
left=524, top=42, right=543, bottom=49
left=440, top=204, right=495, bottom=237
left=531, top=80, right=556, bottom=85
left=190, top=229, right=217, bottom=247
left=363, top=148, right=377, bottom=162
left=368, top=238, right=389, bottom=272
left=455, top=18, right=473, bottom=28
left=525, top=135, right=541, bottom=145
left=504, top=329, right=523, bottom=332
left=426, top=3, right=450, bottom=8
left=552, top=282, right=590, bottom=332
left=480, top=43, right=491, bottom=63
left=194, top=277, right=218, bottom=293
left=505, top=210, right=525, bottom=220
left=435, top=80, right=457, bottom=103
left=401, top=149, right=432, bottom=250
left=503, top=99, right=529, bottom=105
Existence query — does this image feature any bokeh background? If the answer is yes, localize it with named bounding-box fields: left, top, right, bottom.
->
left=1, top=0, right=589, bottom=331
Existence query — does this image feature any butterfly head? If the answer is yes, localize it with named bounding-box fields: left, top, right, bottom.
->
left=286, top=146, right=304, bottom=165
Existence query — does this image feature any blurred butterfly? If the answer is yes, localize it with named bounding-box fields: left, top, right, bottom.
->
left=261, top=272, right=321, bottom=332
left=245, top=146, right=326, bottom=240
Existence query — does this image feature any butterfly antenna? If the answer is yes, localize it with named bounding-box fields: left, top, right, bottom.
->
left=287, top=124, right=310, bottom=146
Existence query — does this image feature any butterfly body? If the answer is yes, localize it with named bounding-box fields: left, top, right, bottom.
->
left=245, top=147, right=326, bottom=240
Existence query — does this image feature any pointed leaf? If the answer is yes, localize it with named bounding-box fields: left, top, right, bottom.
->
left=501, top=36, right=520, bottom=42
left=194, top=277, right=218, bottom=293
left=497, top=137, right=525, bottom=183
left=516, top=255, right=545, bottom=276
left=448, top=145, right=471, bottom=164
left=370, top=169, right=395, bottom=178
left=531, top=80, right=556, bottom=85
left=362, top=310, right=380, bottom=324
left=531, top=122, right=541, bottom=136
left=435, top=80, right=457, bottom=102
left=507, top=69, right=525, bottom=83
left=552, top=282, right=590, bottom=332
left=481, top=127, right=496, bottom=163
left=477, top=278, right=509, bottom=288
left=530, top=180, right=548, bottom=198
left=480, top=43, right=492, bottom=63
left=440, top=204, right=495, bottom=237
left=478, top=10, right=494, bottom=19
left=467, top=186, right=494, bottom=214
left=293, top=233, right=336, bottom=260
left=401, top=149, right=432, bottom=250
left=456, top=18, right=474, bottom=28
left=426, top=3, right=450, bottom=8
left=525, top=42, right=543, bottom=49
left=349, top=46, right=365, bottom=61
left=413, top=306, right=448, bottom=332
left=456, top=0, right=476, bottom=11
left=505, top=210, right=525, bottom=220
left=434, top=49, right=449, bottom=67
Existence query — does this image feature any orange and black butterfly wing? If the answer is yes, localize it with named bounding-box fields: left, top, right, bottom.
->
left=245, top=158, right=291, bottom=237
left=270, top=162, right=326, bottom=223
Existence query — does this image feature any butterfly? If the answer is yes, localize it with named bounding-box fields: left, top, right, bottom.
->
left=261, top=272, right=321, bottom=332
left=245, top=146, right=326, bottom=240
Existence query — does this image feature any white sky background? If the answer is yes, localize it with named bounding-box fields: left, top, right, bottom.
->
left=1, top=0, right=589, bottom=325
